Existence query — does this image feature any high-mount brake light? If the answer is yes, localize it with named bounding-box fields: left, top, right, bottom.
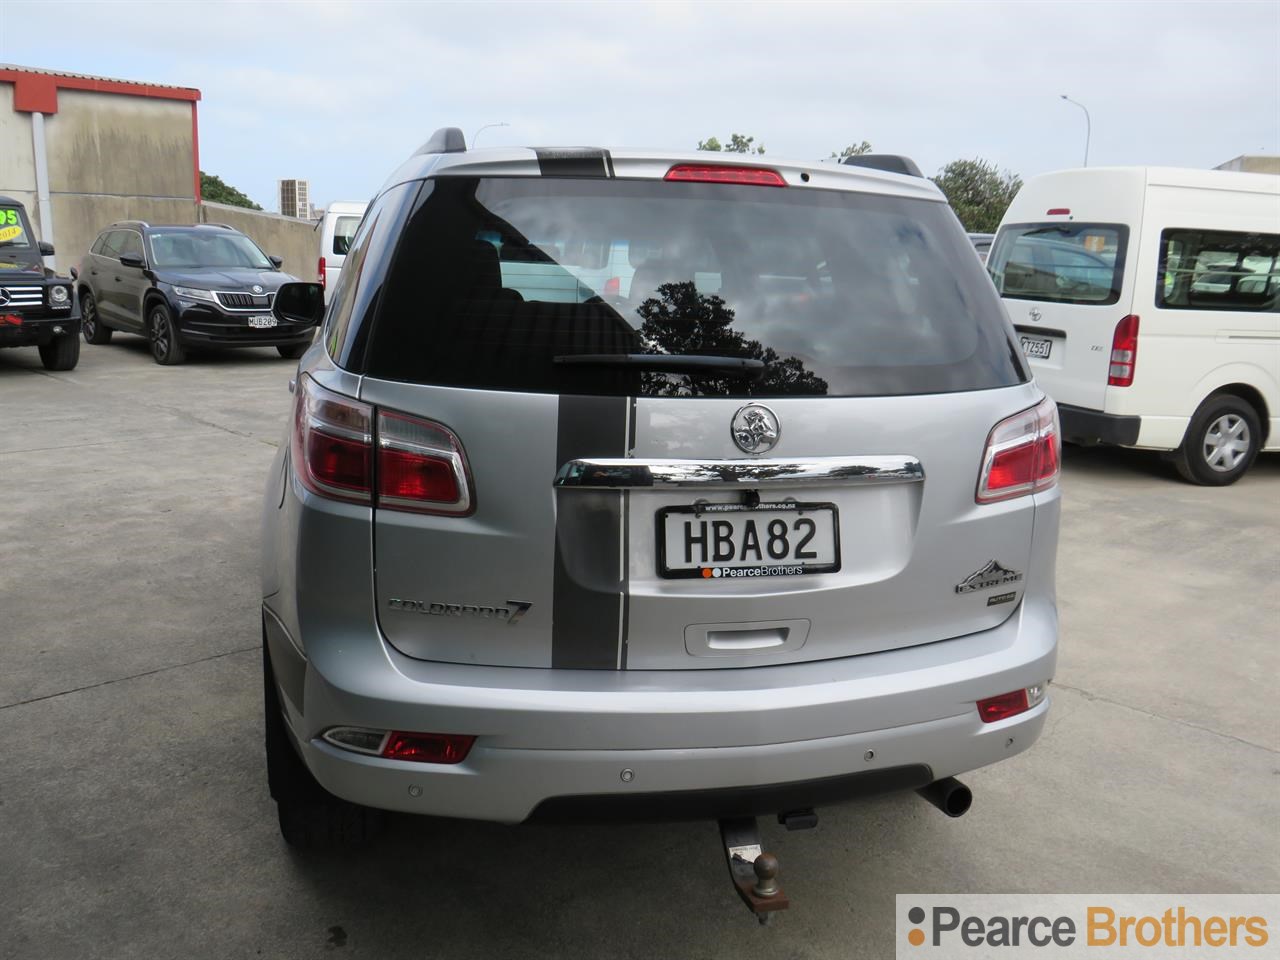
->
left=317, top=256, right=326, bottom=287
left=1045, top=207, right=1071, bottom=216
left=291, top=376, right=474, bottom=514
left=976, top=397, right=1061, bottom=503
left=664, top=164, right=787, bottom=187
left=1108, top=314, right=1139, bottom=387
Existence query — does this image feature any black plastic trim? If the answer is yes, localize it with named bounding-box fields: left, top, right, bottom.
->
left=1057, top=402, right=1141, bottom=446
left=527, top=764, right=934, bottom=823
left=534, top=148, right=612, bottom=178
left=841, top=154, right=923, bottom=178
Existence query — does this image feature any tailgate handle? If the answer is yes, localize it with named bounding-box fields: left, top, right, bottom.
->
left=708, top=628, right=788, bottom=650
left=554, top=456, right=923, bottom=489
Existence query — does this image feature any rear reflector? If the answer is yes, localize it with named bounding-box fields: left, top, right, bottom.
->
left=1107, top=314, right=1139, bottom=387
left=664, top=164, right=786, bottom=187
left=977, top=683, right=1048, bottom=723
left=322, top=727, right=476, bottom=764
left=1046, top=207, right=1071, bottom=216
left=976, top=397, right=1061, bottom=503
left=382, top=731, right=475, bottom=764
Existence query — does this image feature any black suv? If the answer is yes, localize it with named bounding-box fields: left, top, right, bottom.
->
left=73, top=221, right=314, bottom=365
left=0, top=195, right=80, bottom=370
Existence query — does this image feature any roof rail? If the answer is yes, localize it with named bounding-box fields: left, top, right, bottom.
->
left=111, top=219, right=150, bottom=228
left=413, top=127, right=467, bottom=157
left=203, top=222, right=237, bottom=230
left=841, top=154, right=924, bottom=178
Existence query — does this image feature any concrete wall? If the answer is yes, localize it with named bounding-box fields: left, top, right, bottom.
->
left=197, top=202, right=317, bottom=280
left=53, top=195, right=197, bottom=271
left=0, top=83, right=37, bottom=197
left=45, top=90, right=195, bottom=199
left=1215, top=155, right=1280, bottom=174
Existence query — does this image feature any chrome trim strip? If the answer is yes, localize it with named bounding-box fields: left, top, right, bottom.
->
left=554, top=456, right=924, bottom=489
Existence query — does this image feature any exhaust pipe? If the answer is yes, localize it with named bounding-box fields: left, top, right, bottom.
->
left=916, top=777, right=972, bottom=818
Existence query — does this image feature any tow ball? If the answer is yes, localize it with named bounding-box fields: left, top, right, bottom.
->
left=718, top=815, right=803, bottom=925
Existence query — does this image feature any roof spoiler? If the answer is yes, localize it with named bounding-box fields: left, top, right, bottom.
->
left=841, top=154, right=924, bottom=178
left=414, top=127, right=467, bottom=156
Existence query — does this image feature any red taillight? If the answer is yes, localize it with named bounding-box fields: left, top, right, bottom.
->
left=293, top=376, right=373, bottom=503
left=976, top=397, right=1061, bottom=503
left=664, top=164, right=787, bottom=187
left=1107, top=314, right=1139, bottom=387
left=603, top=276, right=621, bottom=297
left=977, top=690, right=1030, bottom=723
left=317, top=256, right=326, bottom=287
left=377, top=410, right=473, bottom=515
left=1045, top=207, right=1071, bottom=216
left=382, top=731, right=475, bottom=764
left=291, top=376, right=473, bottom=514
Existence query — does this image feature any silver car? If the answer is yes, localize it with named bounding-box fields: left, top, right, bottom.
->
left=261, top=130, right=1060, bottom=850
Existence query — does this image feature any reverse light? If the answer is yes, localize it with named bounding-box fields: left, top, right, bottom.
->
left=664, top=164, right=787, bottom=187
left=1107, top=314, right=1139, bottom=387
left=317, top=255, right=326, bottom=287
left=976, top=397, right=1061, bottom=503
left=977, top=683, right=1049, bottom=723
left=322, top=727, right=476, bottom=764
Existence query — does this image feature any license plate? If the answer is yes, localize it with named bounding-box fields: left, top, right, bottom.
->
left=657, top=502, right=840, bottom=579
left=248, top=315, right=277, bottom=329
left=1020, top=336, right=1052, bottom=359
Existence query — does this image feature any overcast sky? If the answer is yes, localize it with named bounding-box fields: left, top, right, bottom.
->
left=3, top=0, right=1277, bottom=210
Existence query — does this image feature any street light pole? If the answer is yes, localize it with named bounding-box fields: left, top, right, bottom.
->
left=1060, top=95, right=1091, bottom=167
left=471, top=122, right=510, bottom=147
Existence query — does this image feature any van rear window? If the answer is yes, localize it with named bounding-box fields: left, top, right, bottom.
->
left=988, top=222, right=1128, bottom=306
left=1157, top=228, right=1279, bottom=313
left=362, top=177, right=1026, bottom=398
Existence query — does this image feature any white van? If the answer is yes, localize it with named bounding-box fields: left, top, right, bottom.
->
left=316, top=201, right=368, bottom=303
left=987, top=167, right=1279, bottom=485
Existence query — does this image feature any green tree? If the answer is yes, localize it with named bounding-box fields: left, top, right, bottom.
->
left=697, top=133, right=765, bottom=155
left=830, top=141, right=873, bottom=159
left=930, top=158, right=1022, bottom=233
left=199, top=171, right=262, bottom=210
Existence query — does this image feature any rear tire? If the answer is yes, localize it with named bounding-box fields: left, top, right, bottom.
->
left=277, top=343, right=308, bottom=359
left=1174, top=394, right=1261, bottom=486
left=80, top=291, right=112, bottom=344
left=147, top=302, right=186, bottom=365
left=263, top=641, right=379, bottom=850
left=38, top=333, right=80, bottom=371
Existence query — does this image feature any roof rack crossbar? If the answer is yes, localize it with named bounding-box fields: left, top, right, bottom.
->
left=413, top=127, right=467, bottom=157
left=841, top=155, right=924, bottom=178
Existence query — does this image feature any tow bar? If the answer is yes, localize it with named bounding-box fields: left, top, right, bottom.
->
left=718, top=816, right=794, bottom=925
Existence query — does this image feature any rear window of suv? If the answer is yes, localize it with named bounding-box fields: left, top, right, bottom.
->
left=363, top=176, right=1027, bottom=398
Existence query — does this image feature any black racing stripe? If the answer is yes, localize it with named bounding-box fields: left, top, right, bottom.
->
left=553, top=395, right=628, bottom=669
left=535, top=148, right=612, bottom=179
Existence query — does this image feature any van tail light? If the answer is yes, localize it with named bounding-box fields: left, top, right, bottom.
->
left=976, top=397, right=1061, bottom=503
left=377, top=410, right=474, bottom=515
left=292, top=375, right=373, bottom=504
left=1107, top=314, right=1139, bottom=386
left=317, top=256, right=326, bottom=287
left=664, top=164, right=787, bottom=187
left=291, top=376, right=474, bottom=515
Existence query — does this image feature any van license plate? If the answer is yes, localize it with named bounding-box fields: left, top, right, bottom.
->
left=248, top=315, right=277, bottom=329
left=657, top=502, right=840, bottom=579
left=1020, top=336, right=1051, bottom=359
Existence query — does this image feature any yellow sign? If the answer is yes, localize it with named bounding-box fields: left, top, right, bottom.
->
left=0, top=225, right=24, bottom=244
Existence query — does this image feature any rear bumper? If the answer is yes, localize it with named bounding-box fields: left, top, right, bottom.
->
left=267, top=595, right=1057, bottom=824
left=1058, top=402, right=1141, bottom=446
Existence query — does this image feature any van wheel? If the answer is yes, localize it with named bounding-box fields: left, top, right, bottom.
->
left=81, top=291, right=112, bottom=344
left=263, top=643, right=379, bottom=849
left=1174, top=394, right=1260, bottom=486
left=38, top=333, right=80, bottom=371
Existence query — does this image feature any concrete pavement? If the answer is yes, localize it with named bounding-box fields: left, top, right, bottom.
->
left=2, top=338, right=1277, bottom=958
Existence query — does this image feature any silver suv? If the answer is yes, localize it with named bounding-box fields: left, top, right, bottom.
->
left=261, top=130, right=1060, bottom=852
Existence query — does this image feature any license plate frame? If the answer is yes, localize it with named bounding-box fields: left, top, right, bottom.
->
left=248, top=315, right=277, bottom=329
left=1020, top=336, right=1052, bottom=359
left=656, top=501, right=841, bottom=580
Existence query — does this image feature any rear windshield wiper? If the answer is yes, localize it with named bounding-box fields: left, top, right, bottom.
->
left=554, top=354, right=767, bottom=378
